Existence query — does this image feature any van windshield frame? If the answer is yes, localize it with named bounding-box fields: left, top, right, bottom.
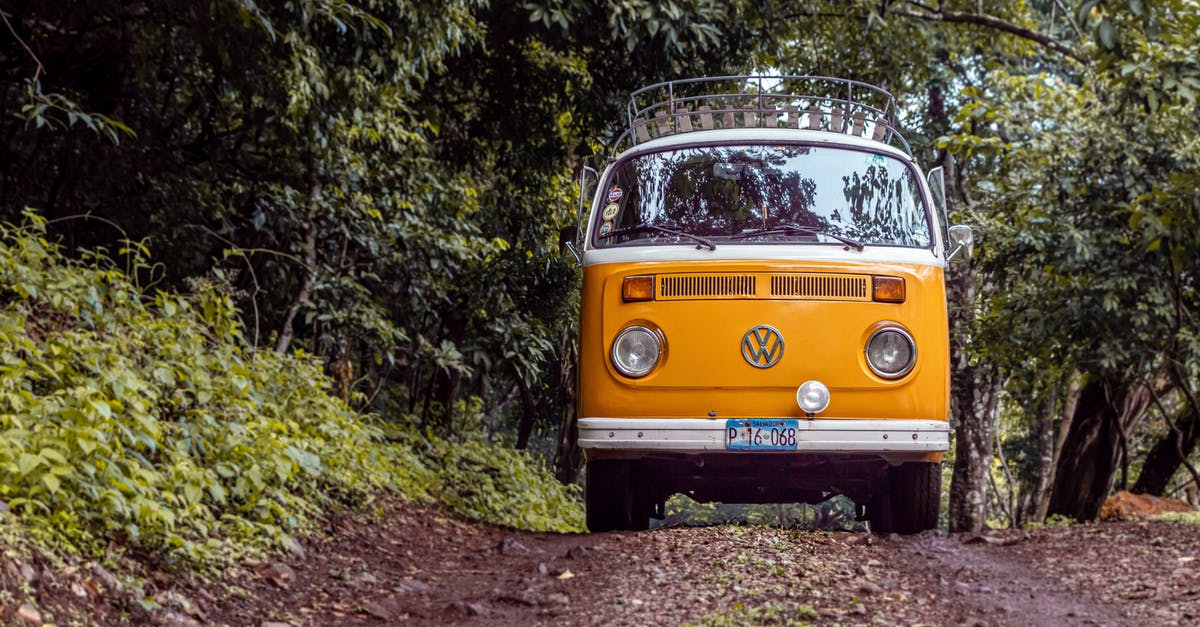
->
left=591, top=142, right=934, bottom=252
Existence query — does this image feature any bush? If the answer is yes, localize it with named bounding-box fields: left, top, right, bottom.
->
left=0, top=213, right=580, bottom=568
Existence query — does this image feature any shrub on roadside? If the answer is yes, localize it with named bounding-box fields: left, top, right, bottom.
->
left=0, top=213, right=580, bottom=570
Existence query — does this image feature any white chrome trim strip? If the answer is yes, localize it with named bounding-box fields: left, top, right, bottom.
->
left=617, top=128, right=915, bottom=162
left=578, top=417, right=949, bottom=453
left=581, top=245, right=943, bottom=268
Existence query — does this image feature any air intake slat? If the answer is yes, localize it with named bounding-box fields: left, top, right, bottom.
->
left=654, top=272, right=870, bottom=301
left=658, top=274, right=756, bottom=299
left=770, top=273, right=870, bottom=300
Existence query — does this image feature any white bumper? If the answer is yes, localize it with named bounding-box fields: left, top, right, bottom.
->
left=579, top=418, right=949, bottom=454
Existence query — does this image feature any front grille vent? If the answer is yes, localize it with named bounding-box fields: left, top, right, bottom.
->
left=658, top=274, right=756, bottom=299
left=770, top=274, right=870, bottom=300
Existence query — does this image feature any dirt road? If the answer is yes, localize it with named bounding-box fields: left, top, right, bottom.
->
left=205, top=503, right=1200, bottom=626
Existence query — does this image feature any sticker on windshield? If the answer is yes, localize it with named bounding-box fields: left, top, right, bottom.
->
left=602, top=203, right=620, bottom=220
left=599, top=222, right=614, bottom=237
left=608, top=187, right=623, bottom=203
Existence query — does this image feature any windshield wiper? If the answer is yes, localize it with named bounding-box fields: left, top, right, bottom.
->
left=600, top=224, right=717, bottom=251
left=731, top=224, right=864, bottom=251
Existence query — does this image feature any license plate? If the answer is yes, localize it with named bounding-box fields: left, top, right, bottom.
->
left=725, top=419, right=799, bottom=451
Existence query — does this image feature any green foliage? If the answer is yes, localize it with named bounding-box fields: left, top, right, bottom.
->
left=412, top=429, right=583, bottom=532
left=664, top=494, right=862, bottom=531
left=1151, top=511, right=1200, bottom=525
left=683, top=601, right=818, bottom=627
left=0, top=214, right=579, bottom=568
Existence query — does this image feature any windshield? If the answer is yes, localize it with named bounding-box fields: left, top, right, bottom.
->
left=593, top=144, right=931, bottom=249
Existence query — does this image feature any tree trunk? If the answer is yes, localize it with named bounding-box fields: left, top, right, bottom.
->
left=944, top=152, right=1000, bottom=533
left=1132, top=403, right=1199, bottom=496
left=1021, top=387, right=1059, bottom=525
left=1047, top=375, right=1166, bottom=521
left=431, top=315, right=466, bottom=436
left=553, top=329, right=582, bottom=485
left=947, top=264, right=1001, bottom=532
left=276, top=186, right=320, bottom=354
left=1033, top=373, right=1081, bottom=522
left=515, top=373, right=535, bottom=450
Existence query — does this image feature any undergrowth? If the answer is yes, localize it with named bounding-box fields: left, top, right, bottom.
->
left=0, top=212, right=581, bottom=571
left=1152, top=511, right=1200, bottom=525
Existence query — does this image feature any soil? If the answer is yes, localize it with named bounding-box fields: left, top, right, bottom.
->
left=6, top=502, right=1200, bottom=626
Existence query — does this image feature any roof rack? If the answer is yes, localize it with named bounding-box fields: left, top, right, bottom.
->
left=615, top=75, right=911, bottom=156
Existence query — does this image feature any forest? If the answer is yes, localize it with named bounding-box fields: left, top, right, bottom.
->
left=1, top=0, right=1199, bottom=576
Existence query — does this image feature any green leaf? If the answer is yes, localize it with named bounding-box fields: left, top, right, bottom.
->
left=18, top=453, right=41, bottom=476
left=1097, top=20, right=1117, bottom=50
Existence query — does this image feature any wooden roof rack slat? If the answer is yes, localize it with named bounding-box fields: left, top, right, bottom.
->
left=615, top=75, right=911, bottom=155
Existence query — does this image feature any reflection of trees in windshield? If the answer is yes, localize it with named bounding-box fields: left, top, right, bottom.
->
left=603, top=144, right=929, bottom=248
left=840, top=162, right=928, bottom=246
left=629, top=147, right=820, bottom=236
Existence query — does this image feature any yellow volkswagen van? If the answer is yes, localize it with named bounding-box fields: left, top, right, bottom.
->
left=565, top=76, right=972, bottom=534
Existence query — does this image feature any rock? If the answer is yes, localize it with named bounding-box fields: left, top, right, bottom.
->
left=71, top=581, right=89, bottom=598
left=360, top=595, right=403, bottom=619
left=857, top=581, right=884, bottom=595
left=499, top=587, right=542, bottom=606
left=161, top=611, right=201, bottom=627
left=16, top=605, right=41, bottom=626
left=282, top=536, right=307, bottom=561
left=357, top=571, right=379, bottom=585
left=545, top=592, right=570, bottom=606
left=394, top=578, right=432, bottom=593
left=258, top=562, right=296, bottom=589
left=497, top=538, right=530, bottom=555
left=851, top=602, right=867, bottom=615
left=15, top=560, right=37, bottom=584
left=1099, top=491, right=1195, bottom=521
left=536, top=562, right=549, bottom=576
left=261, top=622, right=294, bottom=627
left=91, top=563, right=121, bottom=591
left=450, top=601, right=489, bottom=616
left=566, top=545, right=594, bottom=559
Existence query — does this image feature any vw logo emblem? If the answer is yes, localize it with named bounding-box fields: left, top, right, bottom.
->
left=742, top=325, right=784, bottom=368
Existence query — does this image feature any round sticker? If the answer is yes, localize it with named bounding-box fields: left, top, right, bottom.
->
left=599, top=222, right=614, bottom=236
left=602, top=203, right=620, bottom=220
left=608, top=187, right=623, bottom=203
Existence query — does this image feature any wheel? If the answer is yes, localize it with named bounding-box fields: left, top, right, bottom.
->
left=869, top=462, right=940, bottom=534
left=585, top=460, right=651, bottom=532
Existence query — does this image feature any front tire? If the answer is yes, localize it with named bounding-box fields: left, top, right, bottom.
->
left=869, top=462, right=940, bottom=534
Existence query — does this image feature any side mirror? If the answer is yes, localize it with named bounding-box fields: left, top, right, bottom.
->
left=559, top=225, right=581, bottom=264
left=947, top=224, right=974, bottom=263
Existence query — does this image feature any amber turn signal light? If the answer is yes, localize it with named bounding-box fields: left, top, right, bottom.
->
left=872, top=276, right=906, bottom=303
left=622, top=275, right=655, bottom=302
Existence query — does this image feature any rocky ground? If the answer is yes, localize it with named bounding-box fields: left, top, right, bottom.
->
left=4, top=501, right=1199, bottom=626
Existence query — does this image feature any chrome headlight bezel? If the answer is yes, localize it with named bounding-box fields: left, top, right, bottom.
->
left=864, top=326, right=917, bottom=379
left=610, top=325, right=663, bottom=378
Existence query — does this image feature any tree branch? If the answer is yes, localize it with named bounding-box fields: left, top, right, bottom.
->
left=890, top=2, right=1082, bottom=60
left=781, top=3, right=1083, bottom=62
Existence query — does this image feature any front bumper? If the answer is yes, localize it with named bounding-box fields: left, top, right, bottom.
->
left=579, top=417, right=949, bottom=457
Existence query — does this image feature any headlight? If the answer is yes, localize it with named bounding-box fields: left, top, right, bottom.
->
left=865, top=327, right=916, bottom=379
left=611, top=326, right=662, bottom=378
